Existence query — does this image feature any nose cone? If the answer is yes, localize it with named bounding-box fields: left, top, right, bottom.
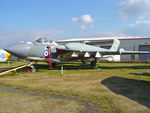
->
left=4, top=43, right=31, bottom=59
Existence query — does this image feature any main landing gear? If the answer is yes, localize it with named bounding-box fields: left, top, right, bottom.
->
left=90, top=59, right=97, bottom=68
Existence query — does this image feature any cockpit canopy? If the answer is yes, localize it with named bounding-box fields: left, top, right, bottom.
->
left=34, top=37, right=54, bottom=44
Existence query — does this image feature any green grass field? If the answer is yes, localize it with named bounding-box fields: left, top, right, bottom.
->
left=0, top=61, right=150, bottom=113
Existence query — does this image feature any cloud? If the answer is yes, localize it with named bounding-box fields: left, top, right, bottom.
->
left=0, top=29, right=63, bottom=48
left=80, top=25, right=87, bottom=30
left=83, top=32, right=126, bottom=38
left=125, top=20, right=150, bottom=35
left=116, top=0, right=150, bottom=18
left=80, top=15, right=94, bottom=23
left=137, top=16, right=145, bottom=19
left=127, top=20, right=150, bottom=27
left=72, top=14, right=94, bottom=24
left=72, top=17, right=79, bottom=23
left=72, top=14, right=94, bottom=30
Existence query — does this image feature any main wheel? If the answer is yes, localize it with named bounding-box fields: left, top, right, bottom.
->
left=90, top=61, right=96, bottom=68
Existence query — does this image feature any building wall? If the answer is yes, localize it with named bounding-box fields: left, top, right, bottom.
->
left=119, top=39, right=150, bottom=61
left=139, top=45, right=150, bottom=61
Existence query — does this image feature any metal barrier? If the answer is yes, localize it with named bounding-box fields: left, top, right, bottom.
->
left=0, top=64, right=32, bottom=76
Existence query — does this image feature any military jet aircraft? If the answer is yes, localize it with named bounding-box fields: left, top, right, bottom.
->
left=4, top=37, right=150, bottom=70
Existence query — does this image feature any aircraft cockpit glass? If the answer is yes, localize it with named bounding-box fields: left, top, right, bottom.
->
left=34, top=37, right=54, bottom=44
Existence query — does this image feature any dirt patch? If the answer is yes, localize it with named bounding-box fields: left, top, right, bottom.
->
left=0, top=85, right=101, bottom=113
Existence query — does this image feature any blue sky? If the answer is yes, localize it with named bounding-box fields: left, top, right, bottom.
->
left=1, top=0, right=150, bottom=48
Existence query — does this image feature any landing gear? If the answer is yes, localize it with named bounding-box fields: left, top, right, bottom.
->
left=52, top=63, right=56, bottom=67
left=28, top=62, right=36, bottom=72
left=81, top=59, right=87, bottom=65
left=30, top=65, right=36, bottom=72
left=90, top=59, right=97, bottom=68
left=90, top=61, right=96, bottom=67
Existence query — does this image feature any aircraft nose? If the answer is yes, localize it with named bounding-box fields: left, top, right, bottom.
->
left=4, top=43, right=30, bottom=59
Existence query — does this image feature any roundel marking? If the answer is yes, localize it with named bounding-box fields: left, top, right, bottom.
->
left=43, top=50, right=49, bottom=57
left=1, top=53, right=6, bottom=59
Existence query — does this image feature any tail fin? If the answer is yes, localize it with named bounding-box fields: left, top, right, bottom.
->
left=109, top=39, right=120, bottom=51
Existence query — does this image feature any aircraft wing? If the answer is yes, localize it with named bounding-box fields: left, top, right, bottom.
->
left=84, top=40, right=113, bottom=45
left=65, top=43, right=110, bottom=52
left=57, top=39, right=113, bottom=45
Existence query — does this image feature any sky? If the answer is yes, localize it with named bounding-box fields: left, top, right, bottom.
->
left=1, top=0, right=150, bottom=48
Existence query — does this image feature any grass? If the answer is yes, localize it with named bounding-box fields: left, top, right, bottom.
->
left=0, top=89, right=82, bottom=113
left=0, top=61, right=150, bottom=113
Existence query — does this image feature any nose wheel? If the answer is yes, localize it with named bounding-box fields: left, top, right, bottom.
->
left=28, top=62, right=36, bottom=72
left=30, top=65, right=36, bottom=72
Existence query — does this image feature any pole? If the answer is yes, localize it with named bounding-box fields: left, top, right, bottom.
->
left=47, top=46, right=52, bottom=69
left=61, top=66, right=63, bottom=76
left=139, top=71, right=141, bottom=81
